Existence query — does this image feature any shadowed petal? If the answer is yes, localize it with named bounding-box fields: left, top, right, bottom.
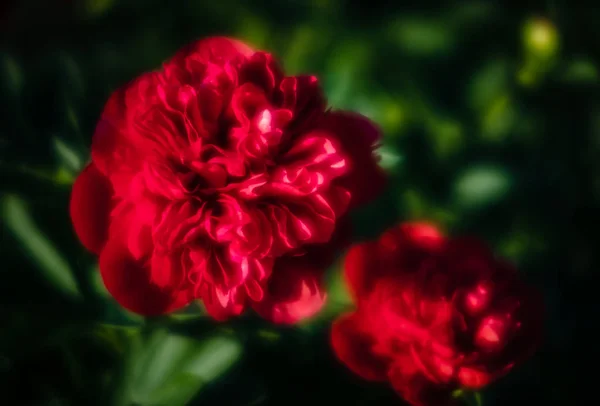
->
left=70, top=163, right=113, bottom=254
left=99, top=237, right=192, bottom=316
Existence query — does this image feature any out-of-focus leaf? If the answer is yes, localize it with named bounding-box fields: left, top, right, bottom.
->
left=453, top=165, right=513, bottom=209
left=185, top=335, right=242, bottom=381
left=467, top=60, right=510, bottom=112
left=448, top=1, right=495, bottom=26
left=116, top=329, right=242, bottom=406
left=82, top=0, right=116, bottom=18
left=1, top=195, right=81, bottom=299
left=92, top=324, right=139, bottom=355
left=236, top=14, right=269, bottom=49
left=390, top=17, right=455, bottom=57
left=283, top=26, right=325, bottom=73
left=0, top=53, right=24, bottom=97
left=145, top=373, right=204, bottom=406
left=426, top=117, right=464, bottom=159
left=353, top=95, right=409, bottom=136
left=401, top=189, right=429, bottom=218
left=327, top=264, right=352, bottom=307
left=256, top=329, right=281, bottom=342
left=562, top=59, right=598, bottom=84
left=452, top=390, right=483, bottom=406
left=53, top=137, right=83, bottom=173
left=54, top=167, right=76, bottom=185
left=58, top=53, right=86, bottom=99
left=496, top=226, right=547, bottom=264
left=325, top=41, right=369, bottom=108
left=90, top=265, right=109, bottom=297
left=377, top=144, right=403, bottom=172
left=481, top=94, right=517, bottom=142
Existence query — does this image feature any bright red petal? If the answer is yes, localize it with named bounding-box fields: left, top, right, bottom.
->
left=201, top=285, right=246, bottom=321
left=318, top=111, right=386, bottom=208
left=330, top=312, right=389, bottom=381
left=253, top=254, right=327, bottom=324
left=99, top=237, right=192, bottom=316
left=70, top=163, right=113, bottom=254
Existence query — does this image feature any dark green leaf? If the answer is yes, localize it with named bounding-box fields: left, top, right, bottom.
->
left=1, top=194, right=81, bottom=299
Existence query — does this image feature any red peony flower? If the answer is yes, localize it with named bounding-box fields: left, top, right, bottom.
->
left=331, top=222, right=543, bottom=406
left=70, top=37, right=385, bottom=322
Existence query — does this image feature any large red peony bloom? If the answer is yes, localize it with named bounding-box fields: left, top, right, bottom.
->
left=70, top=37, right=385, bottom=322
left=331, top=222, right=543, bottom=406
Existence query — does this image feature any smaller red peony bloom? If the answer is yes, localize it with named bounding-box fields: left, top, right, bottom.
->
left=331, top=222, right=543, bottom=406
left=69, top=37, right=385, bottom=323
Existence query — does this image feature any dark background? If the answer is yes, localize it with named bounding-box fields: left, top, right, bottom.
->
left=0, top=0, right=594, bottom=405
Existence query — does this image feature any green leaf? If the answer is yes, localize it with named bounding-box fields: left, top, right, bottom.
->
left=562, top=58, right=598, bottom=84
left=325, top=41, right=370, bottom=108
left=53, top=137, right=83, bottom=173
left=390, top=17, right=455, bottom=56
left=426, top=117, right=464, bottom=159
left=115, top=329, right=242, bottom=406
left=235, top=14, right=269, bottom=49
left=185, top=335, right=242, bottom=381
left=283, top=26, right=325, bottom=73
left=377, top=144, right=404, bottom=172
left=1, top=195, right=81, bottom=299
left=480, top=93, right=517, bottom=143
left=467, top=60, right=510, bottom=112
left=453, top=165, right=513, bottom=209
left=320, top=263, right=353, bottom=319
left=0, top=53, right=24, bottom=97
left=83, top=0, right=116, bottom=17
left=145, top=373, right=205, bottom=406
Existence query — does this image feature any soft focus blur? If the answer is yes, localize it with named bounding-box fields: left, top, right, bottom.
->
left=0, top=1, right=594, bottom=405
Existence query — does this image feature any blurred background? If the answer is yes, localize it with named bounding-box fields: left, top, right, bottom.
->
left=0, top=0, right=594, bottom=405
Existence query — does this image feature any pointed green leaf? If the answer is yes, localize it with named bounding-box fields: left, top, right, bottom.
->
left=53, top=137, right=83, bottom=173
left=116, top=330, right=242, bottom=406
left=1, top=195, right=81, bottom=299
left=184, top=335, right=242, bottom=382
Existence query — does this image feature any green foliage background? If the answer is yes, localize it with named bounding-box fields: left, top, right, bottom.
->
left=0, top=0, right=594, bottom=405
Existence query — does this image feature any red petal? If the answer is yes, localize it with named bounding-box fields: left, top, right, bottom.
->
left=344, top=241, right=380, bottom=301
left=330, top=312, right=389, bottom=381
left=317, top=111, right=386, bottom=208
left=99, top=237, right=192, bottom=316
left=91, top=83, right=137, bottom=176
left=388, top=362, right=458, bottom=406
left=201, top=285, right=246, bottom=321
left=238, top=52, right=283, bottom=94
left=70, top=163, right=113, bottom=254
left=170, top=36, right=255, bottom=65
left=252, top=254, right=327, bottom=324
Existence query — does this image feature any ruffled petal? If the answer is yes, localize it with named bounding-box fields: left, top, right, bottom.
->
left=388, top=361, right=458, bottom=406
left=99, top=236, right=193, bottom=316
left=238, top=52, right=283, bottom=95
left=69, top=163, right=113, bottom=254
left=317, top=111, right=386, bottom=208
left=343, top=241, right=381, bottom=301
left=252, top=253, right=327, bottom=324
left=330, top=312, right=390, bottom=381
left=170, top=36, right=255, bottom=67
left=200, top=285, right=246, bottom=321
